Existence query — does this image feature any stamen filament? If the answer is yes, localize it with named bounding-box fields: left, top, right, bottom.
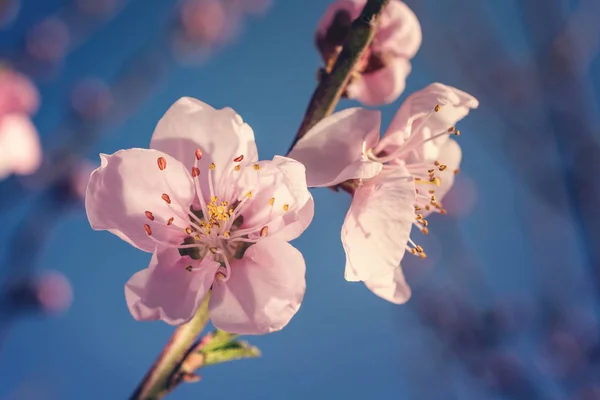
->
left=193, top=157, right=210, bottom=220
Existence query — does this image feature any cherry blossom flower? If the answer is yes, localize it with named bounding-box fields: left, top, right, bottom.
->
left=0, top=68, right=41, bottom=179
left=316, top=0, right=421, bottom=106
left=289, top=83, right=478, bottom=303
left=86, top=97, right=314, bottom=334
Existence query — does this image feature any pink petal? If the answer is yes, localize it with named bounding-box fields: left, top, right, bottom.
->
left=125, top=247, right=219, bottom=325
left=426, top=138, right=461, bottom=214
left=379, top=83, right=479, bottom=152
left=288, top=108, right=382, bottom=187
left=315, top=0, right=361, bottom=39
left=209, top=237, right=306, bottom=334
left=0, top=114, right=41, bottom=178
left=373, top=0, right=421, bottom=59
left=85, top=148, right=195, bottom=252
left=0, top=69, right=40, bottom=115
left=238, top=156, right=314, bottom=242
left=346, top=57, right=411, bottom=106
left=364, top=266, right=411, bottom=304
left=342, top=166, right=416, bottom=282
left=149, top=97, right=258, bottom=194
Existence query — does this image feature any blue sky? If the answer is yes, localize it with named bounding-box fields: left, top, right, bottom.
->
left=1, top=1, right=598, bottom=399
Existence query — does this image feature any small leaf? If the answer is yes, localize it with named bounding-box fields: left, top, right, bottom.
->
left=203, top=343, right=261, bottom=367
left=198, top=330, right=238, bottom=353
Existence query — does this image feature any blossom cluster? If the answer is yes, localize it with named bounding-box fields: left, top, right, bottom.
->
left=81, top=0, right=478, bottom=334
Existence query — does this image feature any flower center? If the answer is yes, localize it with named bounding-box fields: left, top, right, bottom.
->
left=142, top=150, right=283, bottom=280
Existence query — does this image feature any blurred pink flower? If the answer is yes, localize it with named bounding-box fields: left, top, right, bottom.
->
left=181, top=0, right=229, bottom=43
left=5, top=270, right=72, bottom=315
left=289, top=83, right=477, bottom=303
left=36, top=271, right=73, bottom=314
left=26, top=17, right=70, bottom=63
left=316, top=0, right=421, bottom=106
left=0, top=67, right=39, bottom=115
left=70, top=77, right=112, bottom=120
left=0, top=68, right=41, bottom=179
left=86, top=97, right=314, bottom=334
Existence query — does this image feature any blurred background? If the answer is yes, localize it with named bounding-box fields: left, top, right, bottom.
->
left=1, top=0, right=600, bottom=399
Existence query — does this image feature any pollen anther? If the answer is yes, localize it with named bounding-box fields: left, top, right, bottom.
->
left=157, top=157, right=167, bottom=170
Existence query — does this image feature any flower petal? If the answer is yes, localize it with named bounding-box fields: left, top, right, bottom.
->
left=237, top=156, right=314, bottom=242
left=378, top=83, right=479, bottom=152
left=85, top=148, right=195, bottom=252
left=428, top=138, right=461, bottom=214
left=288, top=108, right=382, bottom=187
left=373, top=0, right=422, bottom=59
left=150, top=97, right=258, bottom=189
left=342, top=165, right=416, bottom=282
left=364, top=266, right=411, bottom=304
left=346, top=57, right=411, bottom=106
left=209, top=237, right=306, bottom=334
left=0, top=114, right=41, bottom=177
left=125, top=247, right=219, bottom=325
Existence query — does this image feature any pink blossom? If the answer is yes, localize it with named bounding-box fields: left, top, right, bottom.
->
left=0, top=68, right=39, bottom=115
left=0, top=68, right=41, bottom=179
left=85, top=97, right=314, bottom=334
left=289, top=83, right=477, bottom=303
left=316, top=0, right=421, bottom=106
left=36, top=271, right=73, bottom=314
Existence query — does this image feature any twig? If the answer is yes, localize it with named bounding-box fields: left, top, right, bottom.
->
left=129, top=293, right=211, bottom=400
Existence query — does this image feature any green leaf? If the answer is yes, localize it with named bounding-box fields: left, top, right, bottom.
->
left=199, top=330, right=239, bottom=352
left=203, top=343, right=261, bottom=367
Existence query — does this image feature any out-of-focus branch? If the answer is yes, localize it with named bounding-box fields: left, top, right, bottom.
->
left=288, top=0, right=389, bottom=152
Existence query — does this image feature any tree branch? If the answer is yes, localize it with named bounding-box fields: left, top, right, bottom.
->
left=129, top=293, right=211, bottom=400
